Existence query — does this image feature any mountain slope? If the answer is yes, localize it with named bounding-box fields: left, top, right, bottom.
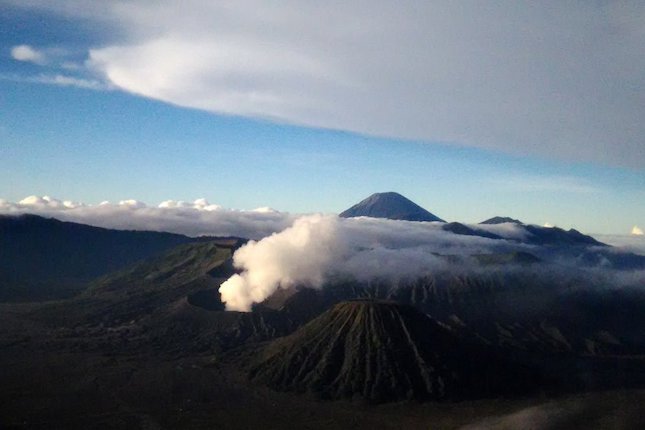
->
left=251, top=300, right=537, bottom=402
left=29, top=240, right=296, bottom=353
left=264, top=269, right=645, bottom=357
left=339, top=192, right=445, bottom=222
left=442, top=222, right=502, bottom=239
left=0, top=214, right=241, bottom=301
left=523, top=225, right=605, bottom=247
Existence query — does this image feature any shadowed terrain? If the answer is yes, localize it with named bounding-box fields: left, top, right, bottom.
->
left=0, top=208, right=644, bottom=429
left=251, top=300, right=539, bottom=402
left=0, top=214, right=238, bottom=302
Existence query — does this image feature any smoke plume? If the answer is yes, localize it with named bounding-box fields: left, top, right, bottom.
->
left=219, top=215, right=528, bottom=311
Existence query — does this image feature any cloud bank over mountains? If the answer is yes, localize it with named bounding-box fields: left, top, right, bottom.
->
left=8, top=1, right=645, bottom=167
left=2, top=195, right=643, bottom=312
left=0, top=196, right=296, bottom=239
left=218, top=214, right=645, bottom=312
left=219, top=215, right=527, bottom=311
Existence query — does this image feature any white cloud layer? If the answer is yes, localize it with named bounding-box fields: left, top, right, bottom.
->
left=219, top=215, right=529, bottom=311
left=0, top=196, right=297, bottom=239
left=221, top=215, right=645, bottom=312
left=7, top=1, right=645, bottom=167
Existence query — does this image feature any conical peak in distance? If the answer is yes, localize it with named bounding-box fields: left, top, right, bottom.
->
left=339, top=192, right=445, bottom=222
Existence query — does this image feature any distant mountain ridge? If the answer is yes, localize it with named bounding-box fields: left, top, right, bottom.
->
left=2, top=199, right=635, bottom=304
left=523, top=224, right=605, bottom=247
left=0, top=214, right=243, bottom=302
left=340, top=193, right=607, bottom=248
left=339, top=192, right=445, bottom=222
left=442, top=222, right=502, bottom=239
left=480, top=216, right=523, bottom=225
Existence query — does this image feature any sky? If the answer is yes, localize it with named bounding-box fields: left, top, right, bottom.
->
left=0, top=1, right=643, bottom=235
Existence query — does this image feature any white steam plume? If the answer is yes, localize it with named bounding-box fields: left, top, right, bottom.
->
left=219, top=215, right=526, bottom=311
left=219, top=215, right=345, bottom=311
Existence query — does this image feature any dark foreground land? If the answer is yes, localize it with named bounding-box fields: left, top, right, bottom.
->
left=1, top=302, right=643, bottom=430
left=1, top=236, right=644, bottom=429
left=1, top=299, right=644, bottom=429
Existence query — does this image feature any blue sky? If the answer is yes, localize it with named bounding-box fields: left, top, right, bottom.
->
left=1, top=1, right=643, bottom=234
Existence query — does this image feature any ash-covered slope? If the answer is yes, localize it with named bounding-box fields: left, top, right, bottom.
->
left=339, top=192, right=445, bottom=222
left=250, top=300, right=536, bottom=403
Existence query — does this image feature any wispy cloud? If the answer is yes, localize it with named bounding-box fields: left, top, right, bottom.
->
left=10, top=44, right=46, bottom=64
left=489, top=175, right=602, bottom=194
left=10, top=44, right=75, bottom=66
left=0, top=73, right=110, bottom=91
left=8, top=42, right=109, bottom=90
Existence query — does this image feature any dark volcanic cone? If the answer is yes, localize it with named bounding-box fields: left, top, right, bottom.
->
left=250, top=300, right=537, bottom=403
left=339, top=192, right=445, bottom=222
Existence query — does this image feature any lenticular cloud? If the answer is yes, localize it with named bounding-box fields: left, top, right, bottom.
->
left=0, top=195, right=296, bottom=239
left=81, top=1, right=645, bottom=167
